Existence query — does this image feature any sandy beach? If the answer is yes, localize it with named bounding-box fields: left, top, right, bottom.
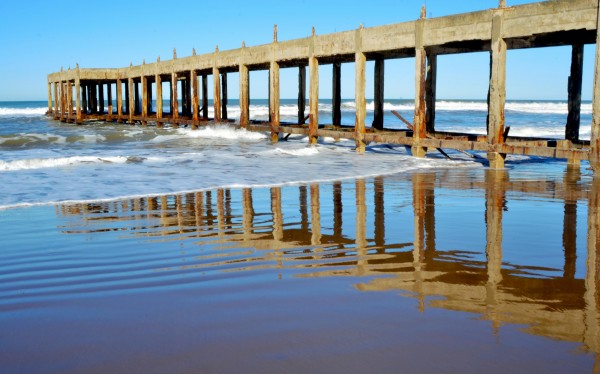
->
left=1, top=166, right=598, bottom=373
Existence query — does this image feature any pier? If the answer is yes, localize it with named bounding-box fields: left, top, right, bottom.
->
left=47, top=0, right=600, bottom=171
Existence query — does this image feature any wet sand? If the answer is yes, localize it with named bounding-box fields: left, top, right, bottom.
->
left=1, top=167, right=599, bottom=373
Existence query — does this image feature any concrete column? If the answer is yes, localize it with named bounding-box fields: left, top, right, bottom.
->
left=156, top=74, right=163, bottom=126
left=239, top=64, right=249, bottom=127
left=566, top=44, right=583, bottom=164
left=213, top=67, right=221, bottom=123
left=563, top=167, right=580, bottom=279
left=75, top=78, right=82, bottom=124
left=128, top=78, right=134, bottom=124
left=373, top=59, right=385, bottom=130
left=185, top=74, right=192, bottom=116
left=81, top=83, right=87, bottom=115
left=202, top=75, right=209, bottom=120
left=425, top=53, right=437, bottom=133
left=355, top=29, right=367, bottom=152
left=67, top=80, right=73, bottom=122
left=90, top=83, right=98, bottom=114
left=98, top=83, right=104, bottom=114
left=107, top=83, right=113, bottom=121
left=142, top=76, right=148, bottom=125
left=298, top=65, right=306, bottom=124
left=487, top=10, right=507, bottom=169
left=124, top=80, right=130, bottom=116
left=47, top=82, right=52, bottom=114
left=333, top=62, right=341, bottom=127
left=117, top=78, right=123, bottom=123
left=192, top=70, right=199, bottom=129
left=60, top=82, right=66, bottom=121
left=269, top=60, right=280, bottom=142
left=242, top=188, right=254, bottom=241
left=309, top=55, right=319, bottom=145
left=53, top=82, right=59, bottom=120
left=222, top=73, right=228, bottom=120
left=171, top=72, right=179, bottom=127
left=134, top=81, right=140, bottom=115
left=413, top=13, right=427, bottom=158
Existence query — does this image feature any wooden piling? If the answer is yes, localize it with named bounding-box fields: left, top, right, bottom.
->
left=355, top=26, right=367, bottom=153
left=298, top=65, right=306, bottom=125
left=412, top=9, right=427, bottom=158
left=117, top=78, right=123, bottom=123
left=213, top=68, right=222, bottom=123
left=487, top=9, right=507, bottom=169
left=270, top=60, right=280, bottom=142
left=222, top=73, right=228, bottom=120
left=425, top=53, right=437, bottom=133
left=332, top=62, right=341, bottom=127
left=171, top=72, right=179, bottom=127
left=373, top=59, right=385, bottom=130
left=239, top=63, right=250, bottom=127
left=192, top=70, right=199, bottom=129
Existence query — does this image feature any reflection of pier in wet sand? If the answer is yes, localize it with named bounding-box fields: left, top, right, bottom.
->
left=57, top=169, right=600, bottom=359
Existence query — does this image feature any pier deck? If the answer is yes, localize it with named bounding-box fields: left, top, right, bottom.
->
left=47, top=0, right=600, bottom=170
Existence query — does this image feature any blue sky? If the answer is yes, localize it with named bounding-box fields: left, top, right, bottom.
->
left=0, top=0, right=595, bottom=101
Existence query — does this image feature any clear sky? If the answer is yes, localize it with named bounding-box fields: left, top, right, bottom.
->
left=0, top=0, right=595, bottom=101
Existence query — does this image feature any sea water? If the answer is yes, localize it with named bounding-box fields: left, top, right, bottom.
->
left=0, top=99, right=592, bottom=209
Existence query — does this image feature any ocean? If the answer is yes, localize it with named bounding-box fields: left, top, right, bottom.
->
left=1, top=99, right=599, bottom=372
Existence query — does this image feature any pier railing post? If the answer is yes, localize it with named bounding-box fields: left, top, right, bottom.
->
left=487, top=9, right=507, bottom=169
left=239, top=43, right=250, bottom=127
left=412, top=7, right=427, bottom=158
left=309, top=27, right=319, bottom=144
left=355, top=25, right=367, bottom=153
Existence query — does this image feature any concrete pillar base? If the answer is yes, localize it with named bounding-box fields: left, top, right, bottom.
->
left=487, top=151, right=506, bottom=169
left=411, top=146, right=427, bottom=158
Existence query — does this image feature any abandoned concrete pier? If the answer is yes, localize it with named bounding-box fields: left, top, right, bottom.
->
left=48, top=0, right=600, bottom=170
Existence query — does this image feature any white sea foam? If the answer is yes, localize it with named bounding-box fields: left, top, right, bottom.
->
left=179, top=126, right=268, bottom=140
left=0, top=107, right=47, bottom=117
left=273, top=146, right=320, bottom=156
left=0, top=156, right=130, bottom=171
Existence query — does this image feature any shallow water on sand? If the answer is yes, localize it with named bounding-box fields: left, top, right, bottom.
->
left=1, top=167, right=599, bottom=373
